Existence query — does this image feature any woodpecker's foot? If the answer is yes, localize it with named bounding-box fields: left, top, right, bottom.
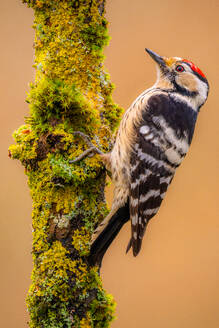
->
left=69, top=131, right=104, bottom=164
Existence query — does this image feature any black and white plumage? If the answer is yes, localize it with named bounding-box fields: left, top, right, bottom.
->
left=89, top=49, right=209, bottom=266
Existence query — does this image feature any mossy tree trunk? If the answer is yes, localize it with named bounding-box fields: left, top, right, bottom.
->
left=9, top=1, right=122, bottom=327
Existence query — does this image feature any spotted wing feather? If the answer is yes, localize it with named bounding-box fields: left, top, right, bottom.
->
left=128, top=123, right=174, bottom=256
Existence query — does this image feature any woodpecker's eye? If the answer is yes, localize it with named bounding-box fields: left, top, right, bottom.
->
left=176, top=65, right=185, bottom=73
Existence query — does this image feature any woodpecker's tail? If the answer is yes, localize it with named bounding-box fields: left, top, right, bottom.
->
left=89, top=202, right=129, bottom=267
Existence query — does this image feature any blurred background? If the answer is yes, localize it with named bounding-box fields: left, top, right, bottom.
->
left=1, top=0, right=219, bottom=327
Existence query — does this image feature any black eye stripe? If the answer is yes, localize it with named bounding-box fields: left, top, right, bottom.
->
left=182, top=62, right=209, bottom=84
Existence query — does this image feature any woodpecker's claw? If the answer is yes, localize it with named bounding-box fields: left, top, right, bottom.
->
left=69, top=131, right=104, bottom=164
left=69, top=146, right=97, bottom=163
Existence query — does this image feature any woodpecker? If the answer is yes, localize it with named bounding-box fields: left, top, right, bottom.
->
left=88, top=49, right=209, bottom=266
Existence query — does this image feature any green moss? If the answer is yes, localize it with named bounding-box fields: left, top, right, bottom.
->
left=11, top=0, right=122, bottom=327
left=26, top=78, right=101, bottom=134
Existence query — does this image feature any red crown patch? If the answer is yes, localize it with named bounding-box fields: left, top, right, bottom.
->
left=183, top=59, right=206, bottom=79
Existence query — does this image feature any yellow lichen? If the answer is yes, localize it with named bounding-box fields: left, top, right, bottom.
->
left=72, top=227, right=90, bottom=256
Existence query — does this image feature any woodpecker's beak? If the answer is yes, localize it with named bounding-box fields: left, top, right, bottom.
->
left=145, top=48, right=166, bottom=69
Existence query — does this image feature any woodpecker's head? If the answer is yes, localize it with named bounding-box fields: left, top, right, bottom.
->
left=146, top=48, right=209, bottom=110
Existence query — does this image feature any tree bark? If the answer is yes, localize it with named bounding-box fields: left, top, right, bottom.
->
left=9, top=0, right=122, bottom=327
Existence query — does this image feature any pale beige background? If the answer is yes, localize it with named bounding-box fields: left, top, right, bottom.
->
left=1, top=1, right=219, bottom=327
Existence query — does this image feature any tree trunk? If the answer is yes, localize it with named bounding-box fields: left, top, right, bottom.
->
left=9, top=0, right=122, bottom=326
